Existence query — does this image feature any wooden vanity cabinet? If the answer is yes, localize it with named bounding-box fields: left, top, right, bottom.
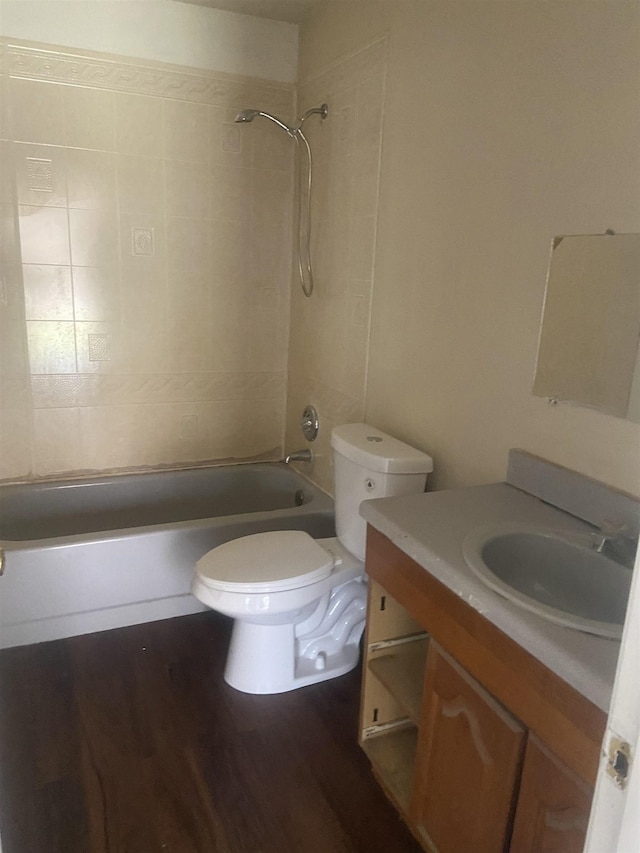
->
left=359, top=526, right=608, bottom=853
left=510, top=737, right=593, bottom=853
left=410, top=643, right=525, bottom=853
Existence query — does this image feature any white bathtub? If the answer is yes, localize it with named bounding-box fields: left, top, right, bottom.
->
left=0, top=463, right=334, bottom=648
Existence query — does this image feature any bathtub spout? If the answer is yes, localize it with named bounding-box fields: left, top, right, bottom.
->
left=285, top=449, right=312, bottom=464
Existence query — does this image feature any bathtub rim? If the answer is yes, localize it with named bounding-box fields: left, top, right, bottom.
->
left=0, top=462, right=333, bottom=550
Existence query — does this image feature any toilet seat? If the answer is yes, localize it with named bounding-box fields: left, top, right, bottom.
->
left=196, top=530, right=335, bottom=593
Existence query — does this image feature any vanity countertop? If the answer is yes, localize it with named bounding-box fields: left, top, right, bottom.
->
left=360, top=482, right=621, bottom=712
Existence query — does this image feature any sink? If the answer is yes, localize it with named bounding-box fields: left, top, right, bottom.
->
left=462, top=523, right=632, bottom=639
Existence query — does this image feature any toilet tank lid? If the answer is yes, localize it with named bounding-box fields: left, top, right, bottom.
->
left=196, top=530, right=334, bottom=592
left=331, top=423, right=434, bottom=475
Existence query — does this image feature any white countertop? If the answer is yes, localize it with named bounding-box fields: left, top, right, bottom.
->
left=360, top=482, right=621, bottom=713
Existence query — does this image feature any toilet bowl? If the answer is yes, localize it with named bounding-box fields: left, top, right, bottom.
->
left=192, top=423, right=433, bottom=694
left=193, top=530, right=365, bottom=694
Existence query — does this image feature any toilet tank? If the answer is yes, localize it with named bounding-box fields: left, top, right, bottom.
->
left=331, top=423, right=434, bottom=561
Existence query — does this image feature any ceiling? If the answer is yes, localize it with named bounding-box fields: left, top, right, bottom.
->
left=175, top=0, right=318, bottom=24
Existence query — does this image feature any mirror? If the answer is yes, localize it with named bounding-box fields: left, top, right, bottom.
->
left=533, top=233, right=640, bottom=423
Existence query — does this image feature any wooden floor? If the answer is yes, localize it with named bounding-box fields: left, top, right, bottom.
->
left=0, top=612, right=422, bottom=852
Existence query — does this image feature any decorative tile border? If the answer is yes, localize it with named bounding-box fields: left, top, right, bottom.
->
left=286, top=371, right=363, bottom=424
left=1, top=38, right=293, bottom=110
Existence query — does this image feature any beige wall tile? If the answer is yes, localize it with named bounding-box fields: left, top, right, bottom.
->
left=0, top=142, right=13, bottom=201
left=210, top=106, right=254, bottom=169
left=117, top=155, right=165, bottom=215
left=0, top=405, right=32, bottom=480
left=79, top=404, right=171, bottom=470
left=18, top=205, right=70, bottom=265
left=120, top=320, right=168, bottom=375
left=64, top=86, right=116, bottom=151
left=72, top=266, right=121, bottom=322
left=66, top=150, right=117, bottom=211
left=163, top=401, right=216, bottom=464
left=165, top=323, right=214, bottom=373
left=167, top=266, right=212, bottom=324
left=119, top=213, right=166, bottom=273
left=0, top=317, right=29, bottom=378
left=210, top=164, right=251, bottom=222
left=14, top=143, right=68, bottom=208
left=119, top=213, right=167, bottom=334
left=166, top=216, right=211, bottom=271
left=209, top=220, right=250, bottom=290
left=120, top=268, right=167, bottom=337
left=0, top=262, right=26, bottom=324
left=163, top=100, right=210, bottom=164
left=9, top=78, right=66, bottom=145
left=75, top=321, right=119, bottom=374
left=26, top=320, right=77, bottom=374
left=208, top=398, right=283, bottom=460
left=164, top=160, right=211, bottom=220
left=115, top=92, right=164, bottom=157
left=348, top=215, right=377, bottom=280
left=0, top=208, right=26, bottom=320
left=32, top=406, right=81, bottom=475
left=0, top=82, right=9, bottom=144
left=251, top=117, right=295, bottom=172
left=23, top=264, right=73, bottom=321
left=354, top=74, right=384, bottom=148
left=3, top=42, right=295, bottom=480
left=69, top=209, right=119, bottom=266
left=286, top=40, right=384, bottom=492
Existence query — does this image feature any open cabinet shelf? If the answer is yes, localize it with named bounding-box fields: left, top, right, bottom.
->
left=368, top=638, right=428, bottom=724
left=362, top=725, right=418, bottom=812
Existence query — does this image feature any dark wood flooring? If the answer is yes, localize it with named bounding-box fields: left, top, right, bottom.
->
left=0, top=612, right=422, bottom=852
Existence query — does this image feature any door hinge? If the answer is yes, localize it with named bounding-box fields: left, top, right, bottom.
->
left=606, top=737, right=632, bottom=790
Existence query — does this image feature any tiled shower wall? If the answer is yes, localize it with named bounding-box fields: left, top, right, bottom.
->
left=0, top=39, right=294, bottom=480
left=285, top=39, right=387, bottom=492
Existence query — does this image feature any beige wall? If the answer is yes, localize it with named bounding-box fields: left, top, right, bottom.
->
left=0, top=39, right=294, bottom=480
left=299, top=1, right=640, bottom=497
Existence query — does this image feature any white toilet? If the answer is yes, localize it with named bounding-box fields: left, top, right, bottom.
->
left=191, top=423, right=433, bottom=694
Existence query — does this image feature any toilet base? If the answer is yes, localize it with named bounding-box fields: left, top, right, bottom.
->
left=223, top=577, right=366, bottom=694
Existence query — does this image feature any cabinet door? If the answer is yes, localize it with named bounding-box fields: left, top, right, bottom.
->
left=410, top=643, right=525, bottom=853
left=509, top=736, right=592, bottom=853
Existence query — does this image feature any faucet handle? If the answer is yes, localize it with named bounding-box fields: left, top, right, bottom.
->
left=590, top=520, right=626, bottom=554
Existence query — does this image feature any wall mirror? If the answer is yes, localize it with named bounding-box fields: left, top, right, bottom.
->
left=533, top=232, right=640, bottom=423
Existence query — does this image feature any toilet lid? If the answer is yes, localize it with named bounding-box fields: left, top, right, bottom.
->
left=196, top=530, right=334, bottom=593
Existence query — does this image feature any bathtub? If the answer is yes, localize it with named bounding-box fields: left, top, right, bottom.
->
left=0, top=463, right=334, bottom=649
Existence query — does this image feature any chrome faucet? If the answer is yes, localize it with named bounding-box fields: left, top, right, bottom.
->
left=284, top=449, right=313, bottom=464
left=591, top=523, right=638, bottom=570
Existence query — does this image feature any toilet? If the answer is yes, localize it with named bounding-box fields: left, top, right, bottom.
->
left=191, top=423, right=433, bottom=694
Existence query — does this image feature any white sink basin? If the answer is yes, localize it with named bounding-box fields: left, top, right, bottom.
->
left=462, top=523, right=632, bottom=639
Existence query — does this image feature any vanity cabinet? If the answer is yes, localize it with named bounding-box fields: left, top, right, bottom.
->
left=359, top=526, right=608, bottom=853
left=410, top=643, right=525, bottom=853
left=510, top=737, right=593, bottom=853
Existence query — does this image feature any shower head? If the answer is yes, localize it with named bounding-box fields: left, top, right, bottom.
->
left=234, top=109, right=296, bottom=136
left=234, top=104, right=328, bottom=138
left=234, top=109, right=262, bottom=123
left=234, top=101, right=329, bottom=298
